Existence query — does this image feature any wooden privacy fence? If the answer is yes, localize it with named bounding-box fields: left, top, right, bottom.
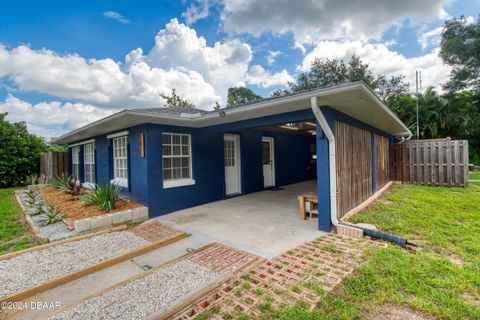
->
left=39, top=152, right=68, bottom=183
left=391, top=139, right=469, bottom=187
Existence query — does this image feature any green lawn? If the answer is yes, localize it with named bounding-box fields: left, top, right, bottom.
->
left=249, top=173, right=480, bottom=319
left=0, top=188, right=40, bottom=255
left=470, top=171, right=480, bottom=180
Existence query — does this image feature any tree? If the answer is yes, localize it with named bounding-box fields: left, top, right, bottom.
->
left=227, top=87, right=262, bottom=106
left=281, top=55, right=409, bottom=101
left=440, top=16, right=480, bottom=92
left=160, top=89, right=194, bottom=109
left=0, top=113, right=47, bottom=187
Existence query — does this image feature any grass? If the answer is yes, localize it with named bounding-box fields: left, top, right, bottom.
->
left=470, top=171, right=480, bottom=180
left=0, top=188, right=40, bottom=255
left=237, top=173, right=480, bottom=319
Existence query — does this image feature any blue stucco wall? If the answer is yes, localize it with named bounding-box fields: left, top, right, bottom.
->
left=66, top=106, right=394, bottom=232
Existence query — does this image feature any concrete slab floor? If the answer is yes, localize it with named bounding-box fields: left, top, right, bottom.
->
left=158, top=180, right=325, bottom=259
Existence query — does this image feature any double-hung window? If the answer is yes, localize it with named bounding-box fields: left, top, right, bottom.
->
left=162, top=133, right=194, bottom=188
left=71, top=146, right=80, bottom=180
left=84, top=143, right=95, bottom=184
left=112, top=136, right=128, bottom=187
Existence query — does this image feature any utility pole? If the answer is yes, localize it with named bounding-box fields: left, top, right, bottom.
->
left=415, top=70, right=422, bottom=139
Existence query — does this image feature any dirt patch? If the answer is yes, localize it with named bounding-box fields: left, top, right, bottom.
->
left=380, top=199, right=394, bottom=205
left=40, top=187, right=141, bottom=220
left=368, top=305, right=433, bottom=320
left=445, top=253, right=463, bottom=267
left=463, top=292, right=480, bottom=308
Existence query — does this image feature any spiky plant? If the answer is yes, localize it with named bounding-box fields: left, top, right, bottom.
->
left=33, top=203, right=47, bottom=216
left=39, top=208, right=64, bottom=226
left=82, top=184, right=122, bottom=211
left=28, top=174, right=38, bottom=185
left=52, top=174, right=70, bottom=191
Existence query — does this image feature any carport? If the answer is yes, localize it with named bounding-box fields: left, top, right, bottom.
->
left=158, top=180, right=321, bottom=258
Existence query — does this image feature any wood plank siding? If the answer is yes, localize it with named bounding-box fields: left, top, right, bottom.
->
left=374, top=134, right=390, bottom=190
left=335, top=121, right=373, bottom=218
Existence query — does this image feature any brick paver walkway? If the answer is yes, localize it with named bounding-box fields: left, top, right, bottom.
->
left=188, top=244, right=261, bottom=274
left=129, top=220, right=186, bottom=242
left=172, top=234, right=383, bottom=320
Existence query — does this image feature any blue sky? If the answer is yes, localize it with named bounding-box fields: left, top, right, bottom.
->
left=0, top=0, right=478, bottom=138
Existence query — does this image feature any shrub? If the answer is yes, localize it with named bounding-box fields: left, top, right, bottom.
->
left=82, top=184, right=122, bottom=211
left=66, top=178, right=82, bottom=197
left=53, top=175, right=82, bottom=197
left=0, top=113, right=47, bottom=187
left=52, top=174, right=70, bottom=190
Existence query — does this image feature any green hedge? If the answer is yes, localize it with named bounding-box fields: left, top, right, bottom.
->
left=0, top=113, right=47, bottom=187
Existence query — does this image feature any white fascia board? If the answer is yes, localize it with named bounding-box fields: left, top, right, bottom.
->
left=359, top=83, right=412, bottom=138
left=107, top=131, right=129, bottom=139
left=52, top=82, right=411, bottom=144
left=69, top=139, right=95, bottom=148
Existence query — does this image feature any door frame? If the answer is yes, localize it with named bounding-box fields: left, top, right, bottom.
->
left=262, top=136, right=276, bottom=187
left=224, top=134, right=242, bottom=196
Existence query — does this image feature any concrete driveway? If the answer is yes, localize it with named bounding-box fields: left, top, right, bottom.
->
left=157, top=180, right=323, bottom=258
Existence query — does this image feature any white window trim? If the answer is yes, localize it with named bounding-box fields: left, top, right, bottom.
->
left=82, top=182, right=96, bottom=189
left=162, top=132, right=194, bottom=189
left=163, top=178, right=196, bottom=189
left=110, top=178, right=128, bottom=188
left=112, top=136, right=128, bottom=185
left=71, top=146, right=80, bottom=180
left=70, top=139, right=95, bottom=148
left=107, top=131, right=129, bottom=139
left=84, top=143, right=95, bottom=184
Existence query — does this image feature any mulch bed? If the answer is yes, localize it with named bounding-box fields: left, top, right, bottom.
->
left=40, top=187, right=142, bottom=221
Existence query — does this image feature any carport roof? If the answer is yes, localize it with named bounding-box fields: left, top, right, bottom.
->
left=52, top=82, right=411, bottom=144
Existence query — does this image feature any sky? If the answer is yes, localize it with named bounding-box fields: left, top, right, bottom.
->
left=0, top=0, right=478, bottom=139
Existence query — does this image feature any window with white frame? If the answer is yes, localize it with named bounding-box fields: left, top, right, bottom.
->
left=84, top=143, right=95, bottom=184
left=71, top=146, right=80, bottom=180
left=162, top=133, right=192, bottom=187
left=113, top=136, right=128, bottom=182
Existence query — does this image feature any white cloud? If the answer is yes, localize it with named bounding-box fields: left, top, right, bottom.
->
left=220, top=0, right=450, bottom=44
left=266, top=50, right=281, bottom=65
left=0, top=18, right=291, bottom=138
left=300, top=40, right=451, bottom=91
left=182, top=0, right=211, bottom=24
left=246, top=65, right=293, bottom=88
left=103, top=11, right=130, bottom=24
left=0, top=94, right=114, bottom=139
left=0, top=19, right=287, bottom=111
left=418, top=26, right=443, bottom=50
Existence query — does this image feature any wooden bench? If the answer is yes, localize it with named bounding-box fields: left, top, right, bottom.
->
left=297, top=192, right=318, bottom=220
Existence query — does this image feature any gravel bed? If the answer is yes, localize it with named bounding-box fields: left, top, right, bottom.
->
left=49, top=260, right=219, bottom=320
left=0, top=232, right=149, bottom=298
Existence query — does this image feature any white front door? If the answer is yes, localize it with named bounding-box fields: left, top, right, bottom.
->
left=262, top=137, right=275, bottom=188
left=224, top=134, right=241, bottom=196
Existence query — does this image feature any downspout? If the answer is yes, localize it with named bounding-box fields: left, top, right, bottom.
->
left=310, top=96, right=414, bottom=248
left=310, top=96, right=339, bottom=227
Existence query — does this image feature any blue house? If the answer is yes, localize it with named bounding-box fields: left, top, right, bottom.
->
left=52, top=82, right=411, bottom=232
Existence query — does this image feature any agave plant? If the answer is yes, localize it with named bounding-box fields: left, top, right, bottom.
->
left=82, top=184, right=122, bottom=211
left=28, top=174, right=38, bottom=185
left=39, top=208, right=64, bottom=226
left=52, top=174, right=70, bottom=191
left=25, top=190, right=39, bottom=206
left=33, top=203, right=47, bottom=216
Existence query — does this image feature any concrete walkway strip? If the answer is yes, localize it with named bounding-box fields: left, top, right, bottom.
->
left=43, top=244, right=262, bottom=320
left=0, top=221, right=189, bottom=304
